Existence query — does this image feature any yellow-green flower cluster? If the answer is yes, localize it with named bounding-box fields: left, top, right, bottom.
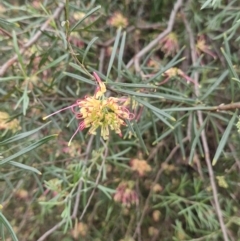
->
left=216, top=176, right=228, bottom=189
left=78, top=97, right=130, bottom=140
left=43, top=72, right=134, bottom=144
left=76, top=72, right=134, bottom=141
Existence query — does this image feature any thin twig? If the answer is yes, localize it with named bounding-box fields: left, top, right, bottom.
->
left=182, top=9, right=229, bottom=241
left=79, top=140, right=108, bottom=220
left=126, top=0, right=183, bottom=73
left=36, top=135, right=94, bottom=241
left=71, top=135, right=94, bottom=218
left=99, top=47, right=105, bottom=73
left=0, top=27, right=24, bottom=46
left=36, top=219, right=67, bottom=241
left=215, top=122, right=240, bottom=171
left=147, top=141, right=164, bottom=162
left=133, top=137, right=189, bottom=239
left=0, top=3, right=65, bottom=77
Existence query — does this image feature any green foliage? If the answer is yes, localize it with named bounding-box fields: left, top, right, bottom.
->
left=1, top=0, right=240, bottom=241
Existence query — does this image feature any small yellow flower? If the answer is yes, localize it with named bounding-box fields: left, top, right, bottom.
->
left=107, top=12, right=128, bottom=28
left=216, top=176, right=228, bottom=188
left=130, top=158, right=152, bottom=176
left=152, top=210, right=161, bottom=222
left=73, top=12, right=86, bottom=21
left=0, top=112, right=21, bottom=133
left=152, top=183, right=163, bottom=193
left=71, top=221, right=88, bottom=238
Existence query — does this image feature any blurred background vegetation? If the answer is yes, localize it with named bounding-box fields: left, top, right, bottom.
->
left=1, top=0, right=240, bottom=240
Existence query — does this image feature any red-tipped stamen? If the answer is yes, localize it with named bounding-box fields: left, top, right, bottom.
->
left=67, top=121, right=86, bottom=146
left=68, top=124, right=81, bottom=146
left=128, top=112, right=135, bottom=120
left=43, top=103, right=79, bottom=120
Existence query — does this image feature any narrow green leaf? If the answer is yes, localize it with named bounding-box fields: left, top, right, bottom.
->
left=150, top=112, right=158, bottom=141
left=70, top=5, right=101, bottom=32
left=97, top=185, right=115, bottom=199
left=7, top=15, right=45, bottom=22
left=192, top=115, right=204, bottom=158
left=0, top=17, right=14, bottom=26
left=176, top=121, right=185, bottom=160
left=153, top=122, right=181, bottom=145
left=118, top=31, right=126, bottom=79
left=22, top=88, right=29, bottom=116
left=109, top=82, right=155, bottom=88
left=159, top=93, right=195, bottom=103
left=133, top=120, right=149, bottom=155
left=147, top=47, right=185, bottom=83
left=82, top=37, right=98, bottom=64
left=58, top=30, right=68, bottom=50
left=8, top=161, right=41, bottom=175
left=0, top=76, right=24, bottom=82
left=221, top=48, right=239, bottom=80
left=0, top=135, right=58, bottom=165
left=200, top=70, right=229, bottom=100
left=124, top=119, right=136, bottom=139
left=146, top=57, right=185, bottom=83
left=107, top=147, right=132, bottom=159
left=117, top=89, right=164, bottom=99
left=212, top=111, right=237, bottom=166
left=200, top=0, right=212, bottom=9
left=152, top=111, right=174, bottom=129
left=135, top=97, right=175, bottom=121
left=12, top=30, right=26, bottom=77
left=36, top=54, right=68, bottom=75
left=107, top=27, right=122, bottom=79
left=222, top=35, right=237, bottom=99
left=0, top=121, right=51, bottom=145
left=162, top=106, right=213, bottom=112
left=0, top=212, right=19, bottom=241
left=189, top=115, right=209, bottom=164
left=63, top=72, right=95, bottom=85
left=69, top=62, right=90, bottom=76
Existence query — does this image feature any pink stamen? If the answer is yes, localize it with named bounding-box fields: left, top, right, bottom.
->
left=43, top=103, right=79, bottom=120
left=67, top=121, right=86, bottom=146
left=75, top=113, right=83, bottom=119
left=128, top=112, right=135, bottom=120
left=68, top=124, right=81, bottom=146
left=93, top=71, right=101, bottom=84
left=121, top=106, right=135, bottom=120
left=71, top=101, right=82, bottom=115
